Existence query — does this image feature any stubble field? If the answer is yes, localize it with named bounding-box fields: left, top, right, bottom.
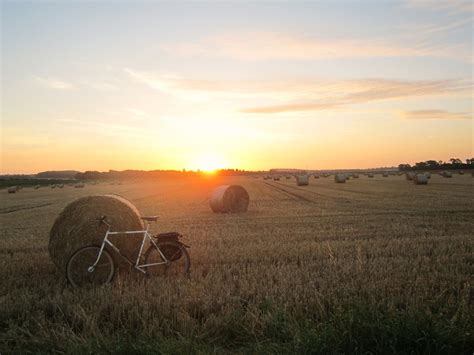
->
left=0, top=174, right=473, bottom=353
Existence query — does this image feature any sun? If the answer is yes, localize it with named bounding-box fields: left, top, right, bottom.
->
left=192, top=153, right=227, bottom=173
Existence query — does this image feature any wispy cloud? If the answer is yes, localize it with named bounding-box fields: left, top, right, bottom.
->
left=238, top=78, right=470, bottom=114
left=400, top=110, right=472, bottom=120
left=124, top=68, right=471, bottom=114
left=163, top=31, right=469, bottom=61
left=35, top=77, right=74, bottom=90
left=403, top=0, right=472, bottom=15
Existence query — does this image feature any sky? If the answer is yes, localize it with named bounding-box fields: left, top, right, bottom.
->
left=1, top=0, right=473, bottom=174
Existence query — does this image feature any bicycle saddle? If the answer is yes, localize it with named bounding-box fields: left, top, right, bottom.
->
left=141, top=215, right=159, bottom=222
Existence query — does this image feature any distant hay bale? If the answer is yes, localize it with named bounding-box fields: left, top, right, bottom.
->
left=458, top=171, right=464, bottom=175
left=296, top=175, right=309, bottom=186
left=51, top=185, right=57, bottom=189
left=273, top=176, right=280, bottom=181
left=405, top=172, right=415, bottom=181
left=209, top=185, right=250, bottom=213
left=286, top=176, right=291, bottom=179
left=34, top=185, right=41, bottom=189
left=424, top=172, right=431, bottom=179
left=58, top=184, right=64, bottom=188
left=442, top=171, right=452, bottom=178
left=74, top=183, right=85, bottom=188
left=7, top=186, right=18, bottom=193
left=353, top=173, right=359, bottom=178
left=49, top=194, right=144, bottom=273
left=382, top=172, right=389, bottom=177
left=313, top=174, right=320, bottom=179
left=368, top=173, right=374, bottom=178
left=414, top=174, right=428, bottom=185
left=335, top=174, right=346, bottom=183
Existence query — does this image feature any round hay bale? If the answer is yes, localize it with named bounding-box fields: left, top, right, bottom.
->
left=442, top=171, right=452, bottom=178
left=414, top=174, right=428, bottom=185
left=296, top=175, right=309, bottom=186
left=352, top=173, right=359, bottom=178
left=7, top=186, right=18, bottom=193
left=273, top=176, right=280, bottom=181
left=313, top=174, right=320, bottom=179
left=382, top=172, right=389, bottom=177
left=74, top=183, right=85, bottom=188
left=458, top=170, right=464, bottom=175
left=209, top=185, right=249, bottom=213
left=335, top=174, right=346, bottom=183
left=368, top=173, right=374, bottom=178
left=49, top=194, right=144, bottom=272
left=405, top=172, right=415, bottom=181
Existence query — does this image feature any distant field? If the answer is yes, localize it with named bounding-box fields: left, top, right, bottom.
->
left=1, top=174, right=473, bottom=353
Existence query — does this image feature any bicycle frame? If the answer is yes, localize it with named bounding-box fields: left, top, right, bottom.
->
left=89, top=221, right=169, bottom=274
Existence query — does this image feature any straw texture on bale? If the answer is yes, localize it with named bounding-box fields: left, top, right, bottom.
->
left=209, top=185, right=249, bottom=213
left=335, top=174, right=346, bottom=183
left=49, top=194, right=144, bottom=272
left=414, top=174, right=428, bottom=185
left=296, top=175, right=309, bottom=186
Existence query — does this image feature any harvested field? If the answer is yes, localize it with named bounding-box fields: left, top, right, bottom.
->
left=1, top=174, right=473, bottom=353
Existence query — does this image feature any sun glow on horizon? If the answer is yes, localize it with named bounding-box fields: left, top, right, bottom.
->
left=190, top=153, right=228, bottom=173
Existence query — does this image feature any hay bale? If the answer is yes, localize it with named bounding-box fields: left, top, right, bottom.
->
left=75, top=183, right=85, bottom=188
left=209, top=185, right=249, bottom=213
left=458, top=171, right=464, bottom=175
left=314, top=174, right=320, bottom=179
left=58, top=184, right=64, bottom=188
left=424, top=172, right=431, bottom=179
left=414, top=174, right=428, bottom=185
left=442, top=171, right=452, bottom=178
left=7, top=186, right=18, bottom=193
left=382, top=172, right=389, bottom=177
left=286, top=176, right=291, bottom=179
left=34, top=185, right=41, bottom=189
left=273, top=176, right=280, bottom=181
left=406, top=172, right=415, bottom=181
left=353, top=173, right=359, bottom=178
left=296, top=175, right=309, bottom=186
left=51, top=185, right=57, bottom=189
left=335, top=174, right=346, bottom=183
left=49, top=194, right=144, bottom=272
left=368, top=173, right=374, bottom=178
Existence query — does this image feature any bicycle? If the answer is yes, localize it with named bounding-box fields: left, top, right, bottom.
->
left=66, top=215, right=190, bottom=287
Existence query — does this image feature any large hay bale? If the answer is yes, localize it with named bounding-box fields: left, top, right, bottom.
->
left=335, top=174, right=346, bottom=183
left=49, top=194, right=144, bottom=272
left=442, top=171, right=452, bottom=178
left=209, top=185, right=249, bottom=213
left=296, top=175, right=309, bottom=186
left=414, top=174, right=428, bottom=185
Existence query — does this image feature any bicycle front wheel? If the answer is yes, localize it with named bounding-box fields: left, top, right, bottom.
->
left=144, top=241, right=190, bottom=277
left=66, top=246, right=115, bottom=287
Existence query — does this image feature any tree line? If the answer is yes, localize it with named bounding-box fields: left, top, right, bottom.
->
left=398, top=158, right=474, bottom=171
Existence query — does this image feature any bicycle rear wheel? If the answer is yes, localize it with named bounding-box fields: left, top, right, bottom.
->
left=144, top=241, right=190, bottom=277
left=66, top=246, right=115, bottom=287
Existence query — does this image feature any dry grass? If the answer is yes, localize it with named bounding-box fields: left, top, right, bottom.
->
left=1, top=174, right=473, bottom=353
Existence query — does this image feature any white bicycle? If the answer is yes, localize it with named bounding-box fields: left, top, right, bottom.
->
left=66, top=215, right=190, bottom=287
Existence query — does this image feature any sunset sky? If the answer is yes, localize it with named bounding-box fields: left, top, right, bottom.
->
left=1, top=1, right=472, bottom=174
